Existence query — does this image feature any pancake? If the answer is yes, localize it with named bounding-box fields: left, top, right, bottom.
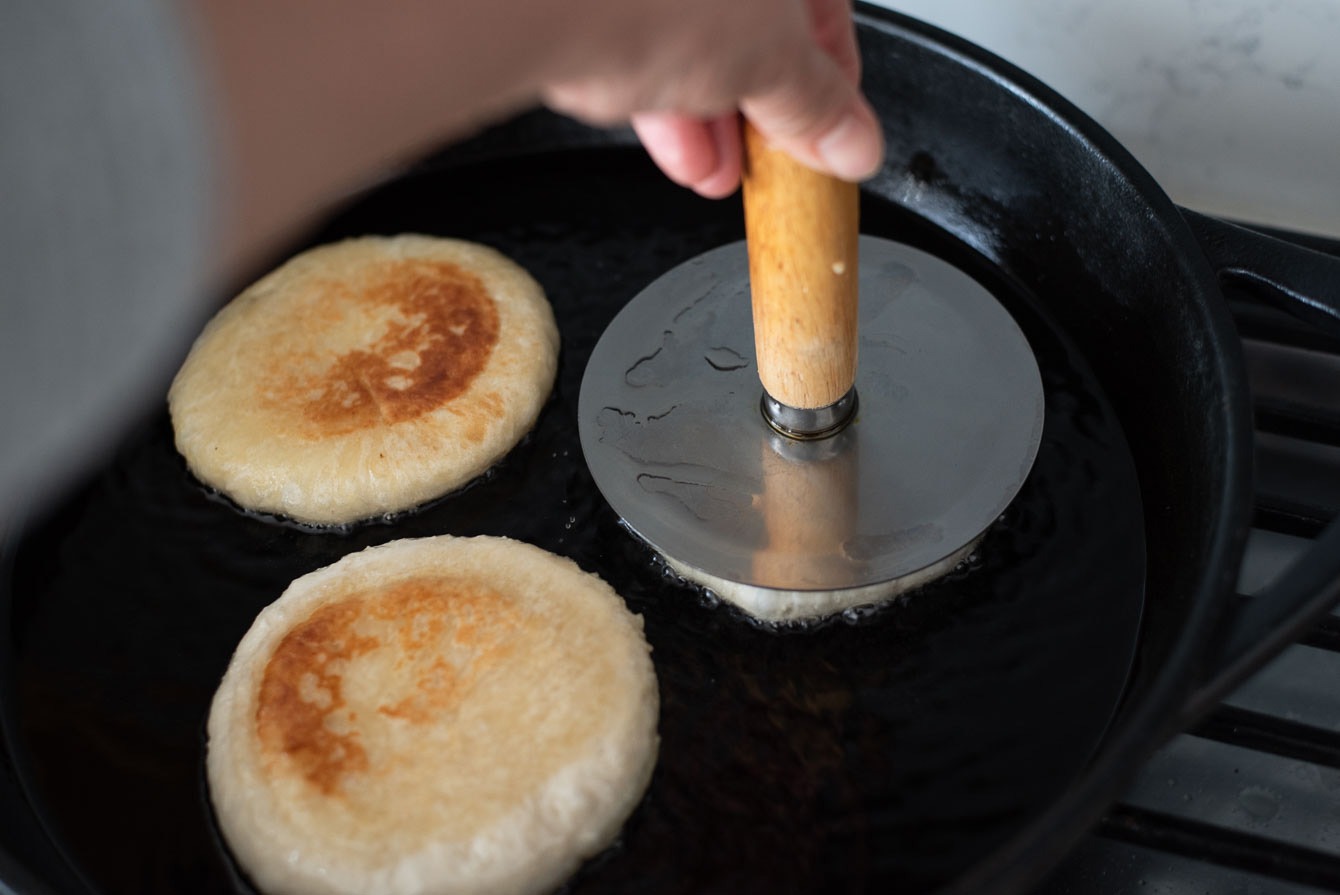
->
left=664, top=535, right=981, bottom=624
left=206, top=535, right=659, bottom=895
left=169, top=236, right=559, bottom=525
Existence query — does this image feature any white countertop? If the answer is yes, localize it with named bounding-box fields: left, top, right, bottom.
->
left=866, top=0, right=1340, bottom=238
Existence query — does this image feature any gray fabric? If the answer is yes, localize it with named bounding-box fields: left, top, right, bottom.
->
left=0, top=0, right=212, bottom=517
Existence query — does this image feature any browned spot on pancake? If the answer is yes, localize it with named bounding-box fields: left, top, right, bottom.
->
left=370, top=577, right=519, bottom=724
left=256, top=576, right=521, bottom=794
left=265, top=259, right=501, bottom=437
left=461, top=391, right=505, bottom=445
left=256, top=599, right=379, bottom=795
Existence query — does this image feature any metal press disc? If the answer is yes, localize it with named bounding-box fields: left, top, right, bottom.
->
left=578, top=236, right=1044, bottom=594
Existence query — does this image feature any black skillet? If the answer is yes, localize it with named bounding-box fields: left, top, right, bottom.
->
left=4, top=6, right=1340, bottom=895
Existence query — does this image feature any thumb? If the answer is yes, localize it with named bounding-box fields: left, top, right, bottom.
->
left=740, top=48, right=883, bottom=182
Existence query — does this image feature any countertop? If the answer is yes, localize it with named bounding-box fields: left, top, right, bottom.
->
left=865, top=0, right=1340, bottom=238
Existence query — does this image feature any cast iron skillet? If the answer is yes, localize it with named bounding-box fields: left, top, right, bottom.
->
left=4, top=6, right=1340, bottom=895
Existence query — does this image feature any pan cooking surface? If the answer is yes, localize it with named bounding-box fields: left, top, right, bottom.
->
left=1, top=147, right=1145, bottom=894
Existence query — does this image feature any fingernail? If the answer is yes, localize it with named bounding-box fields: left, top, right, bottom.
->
left=817, top=112, right=882, bottom=180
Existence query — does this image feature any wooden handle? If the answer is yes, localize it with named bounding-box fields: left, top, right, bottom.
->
left=741, top=121, right=859, bottom=411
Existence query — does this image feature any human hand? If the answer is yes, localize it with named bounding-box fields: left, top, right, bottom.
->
left=541, top=0, right=884, bottom=198
left=193, top=0, right=883, bottom=274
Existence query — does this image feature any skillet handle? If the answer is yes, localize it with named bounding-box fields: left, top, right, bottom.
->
left=1179, top=207, right=1340, bottom=721
left=1181, top=208, right=1340, bottom=333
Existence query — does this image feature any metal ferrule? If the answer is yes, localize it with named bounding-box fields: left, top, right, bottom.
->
left=761, top=388, right=859, bottom=440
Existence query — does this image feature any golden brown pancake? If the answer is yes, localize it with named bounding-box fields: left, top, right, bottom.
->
left=207, top=535, right=659, bottom=895
left=169, top=236, right=558, bottom=525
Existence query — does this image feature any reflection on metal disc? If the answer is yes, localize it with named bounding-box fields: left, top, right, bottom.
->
left=578, top=236, right=1044, bottom=592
